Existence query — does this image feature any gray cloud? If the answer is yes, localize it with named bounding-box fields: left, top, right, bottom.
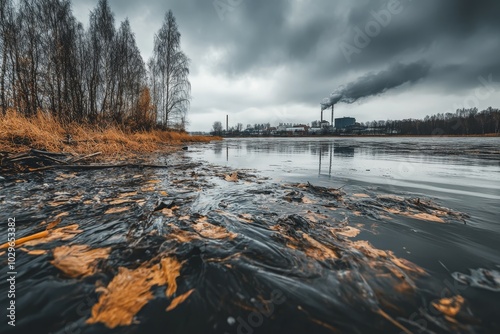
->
left=71, top=0, right=500, bottom=130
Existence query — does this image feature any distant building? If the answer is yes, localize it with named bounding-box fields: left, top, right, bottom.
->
left=309, top=127, right=322, bottom=134
left=335, top=117, right=356, bottom=129
left=320, top=120, right=330, bottom=128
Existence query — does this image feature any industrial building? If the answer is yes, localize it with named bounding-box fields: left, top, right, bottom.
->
left=335, top=117, right=356, bottom=129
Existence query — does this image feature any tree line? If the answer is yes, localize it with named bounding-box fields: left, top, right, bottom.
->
left=362, top=107, right=500, bottom=135
left=0, top=0, right=190, bottom=130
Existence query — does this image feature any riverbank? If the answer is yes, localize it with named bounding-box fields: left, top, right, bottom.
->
left=0, top=111, right=220, bottom=158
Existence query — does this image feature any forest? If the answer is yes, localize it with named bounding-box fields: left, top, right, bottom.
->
left=0, top=0, right=190, bottom=131
left=363, top=107, right=500, bottom=135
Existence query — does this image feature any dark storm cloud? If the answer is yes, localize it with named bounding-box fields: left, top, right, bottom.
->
left=72, top=0, right=500, bottom=129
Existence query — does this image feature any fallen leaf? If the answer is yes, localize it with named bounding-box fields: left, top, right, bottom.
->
left=330, top=226, right=361, bottom=238
left=301, top=233, right=338, bottom=260
left=432, top=296, right=465, bottom=317
left=47, top=217, right=63, bottom=230
left=55, top=173, right=76, bottom=181
left=23, top=224, right=82, bottom=247
left=87, top=256, right=182, bottom=328
left=193, top=221, right=237, bottom=240
left=26, top=249, right=48, bottom=256
left=51, top=245, right=111, bottom=278
left=105, top=206, right=131, bottom=214
left=118, top=191, right=138, bottom=198
left=166, top=289, right=195, bottom=311
left=108, top=199, right=133, bottom=205
left=225, top=172, right=238, bottom=182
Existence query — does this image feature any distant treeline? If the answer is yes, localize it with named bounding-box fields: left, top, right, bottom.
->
left=362, top=107, right=500, bottom=135
left=0, top=0, right=190, bottom=130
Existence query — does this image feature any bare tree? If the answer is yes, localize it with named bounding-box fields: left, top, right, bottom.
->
left=212, top=121, right=223, bottom=135
left=111, top=18, right=146, bottom=124
left=87, top=0, right=115, bottom=122
left=0, top=1, right=189, bottom=132
left=149, top=10, right=191, bottom=128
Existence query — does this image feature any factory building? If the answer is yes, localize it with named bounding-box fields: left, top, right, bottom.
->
left=335, top=117, right=356, bottom=129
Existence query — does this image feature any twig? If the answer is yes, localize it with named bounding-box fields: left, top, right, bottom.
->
left=30, top=163, right=169, bottom=172
left=38, top=154, right=69, bottom=165
left=0, top=230, right=49, bottom=249
left=8, top=156, right=34, bottom=163
left=68, top=152, right=102, bottom=164
left=30, top=149, right=68, bottom=157
left=6, top=152, right=30, bottom=161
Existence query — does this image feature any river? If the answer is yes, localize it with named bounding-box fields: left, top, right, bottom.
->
left=1, top=137, right=499, bottom=333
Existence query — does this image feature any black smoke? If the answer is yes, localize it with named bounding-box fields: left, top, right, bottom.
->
left=321, top=61, right=431, bottom=110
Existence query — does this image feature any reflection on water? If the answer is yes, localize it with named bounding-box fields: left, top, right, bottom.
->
left=185, top=137, right=500, bottom=332
left=189, top=138, right=500, bottom=271
left=198, top=138, right=500, bottom=199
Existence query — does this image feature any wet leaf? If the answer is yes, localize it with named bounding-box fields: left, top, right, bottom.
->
left=105, top=206, right=131, bottom=214
left=23, top=224, right=82, bottom=247
left=55, top=173, right=76, bottom=181
left=141, top=185, right=156, bottom=192
left=46, top=217, right=63, bottom=230
left=225, top=172, right=238, bottom=182
left=87, top=256, right=182, bottom=328
left=118, top=191, right=138, bottom=198
left=166, top=289, right=195, bottom=311
left=51, top=245, right=111, bottom=278
left=108, top=199, right=133, bottom=205
left=26, top=249, right=48, bottom=256
left=301, top=233, right=339, bottom=260
left=193, top=219, right=237, bottom=240
left=330, top=226, right=360, bottom=238
left=432, top=296, right=465, bottom=317
left=353, top=193, right=370, bottom=198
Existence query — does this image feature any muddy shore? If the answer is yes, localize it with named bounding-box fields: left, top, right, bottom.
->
left=0, top=151, right=497, bottom=334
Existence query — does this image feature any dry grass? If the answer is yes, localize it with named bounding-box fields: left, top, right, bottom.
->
left=0, top=111, right=220, bottom=157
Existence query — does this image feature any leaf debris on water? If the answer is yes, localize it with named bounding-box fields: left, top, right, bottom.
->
left=51, top=245, right=111, bottom=278
left=87, top=256, right=183, bottom=328
left=166, top=289, right=195, bottom=311
left=432, top=295, right=465, bottom=317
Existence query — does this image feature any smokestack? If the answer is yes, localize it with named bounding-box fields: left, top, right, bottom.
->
left=331, top=104, right=334, bottom=126
left=226, top=115, right=228, bottom=132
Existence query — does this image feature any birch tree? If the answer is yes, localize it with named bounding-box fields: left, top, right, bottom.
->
left=149, top=10, right=191, bottom=129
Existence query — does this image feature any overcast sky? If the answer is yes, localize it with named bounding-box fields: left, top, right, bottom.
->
left=72, top=0, right=500, bottom=131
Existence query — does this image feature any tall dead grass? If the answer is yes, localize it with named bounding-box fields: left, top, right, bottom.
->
left=0, top=111, right=219, bottom=156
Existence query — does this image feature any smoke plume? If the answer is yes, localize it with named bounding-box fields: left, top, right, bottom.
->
left=321, top=61, right=431, bottom=110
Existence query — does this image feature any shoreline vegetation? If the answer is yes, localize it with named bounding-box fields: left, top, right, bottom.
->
left=0, top=111, right=220, bottom=158
left=1, top=1, right=195, bottom=158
